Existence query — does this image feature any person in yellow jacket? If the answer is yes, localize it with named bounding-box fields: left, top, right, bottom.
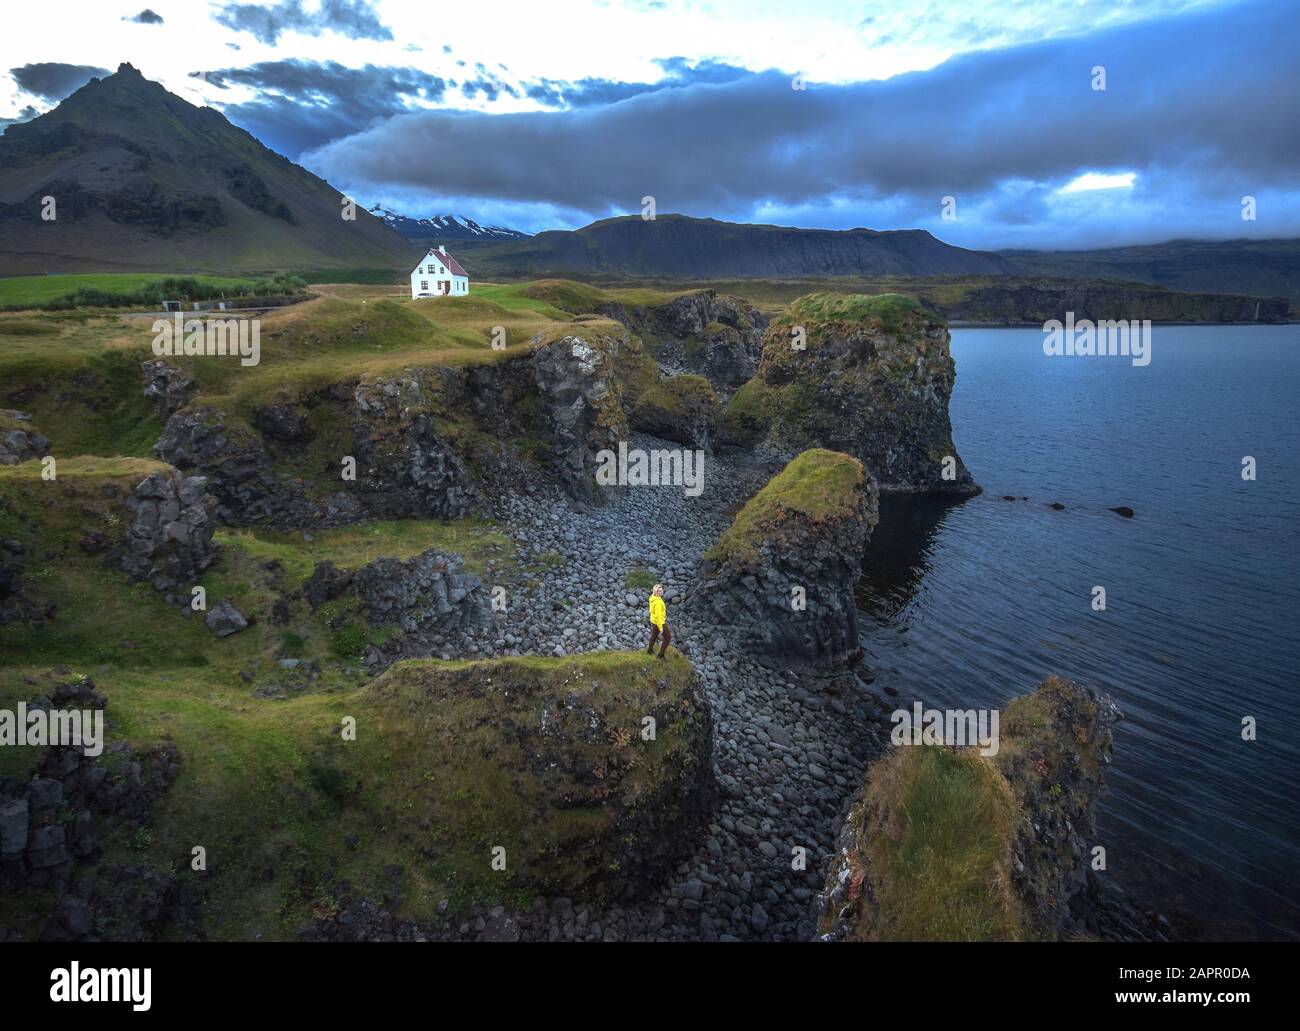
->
left=647, top=583, right=671, bottom=659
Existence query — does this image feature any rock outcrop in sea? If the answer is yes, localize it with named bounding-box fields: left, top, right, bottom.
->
left=725, top=293, right=978, bottom=495
left=817, top=676, right=1124, bottom=941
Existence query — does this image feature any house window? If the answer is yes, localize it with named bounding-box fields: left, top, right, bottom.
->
left=420, top=281, right=428, bottom=291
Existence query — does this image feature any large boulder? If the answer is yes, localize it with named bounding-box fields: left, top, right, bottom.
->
left=321, top=651, right=716, bottom=900
left=155, top=404, right=298, bottom=524
left=303, top=547, right=491, bottom=668
left=630, top=374, right=722, bottom=451
left=117, top=468, right=220, bottom=603
left=688, top=448, right=878, bottom=667
left=140, top=360, right=196, bottom=420
left=725, top=293, right=978, bottom=494
left=817, top=676, right=1122, bottom=941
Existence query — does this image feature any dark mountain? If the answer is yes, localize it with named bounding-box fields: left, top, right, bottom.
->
left=0, top=64, right=419, bottom=274
left=1002, top=238, right=1300, bottom=304
left=452, top=214, right=1016, bottom=279
left=368, top=205, right=528, bottom=244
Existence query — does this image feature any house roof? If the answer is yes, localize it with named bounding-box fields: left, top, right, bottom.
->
left=410, top=247, right=468, bottom=278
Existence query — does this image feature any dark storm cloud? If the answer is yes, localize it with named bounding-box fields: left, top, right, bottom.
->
left=200, top=60, right=446, bottom=157
left=525, top=57, right=751, bottom=109
left=124, top=8, right=164, bottom=23
left=10, top=63, right=111, bottom=101
left=304, top=0, right=1300, bottom=241
left=214, top=0, right=391, bottom=45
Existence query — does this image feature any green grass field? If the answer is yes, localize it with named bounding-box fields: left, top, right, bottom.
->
left=0, top=273, right=269, bottom=309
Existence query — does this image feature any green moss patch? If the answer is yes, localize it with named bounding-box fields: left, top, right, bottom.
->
left=314, top=650, right=710, bottom=905
left=839, top=745, right=1023, bottom=941
left=706, top=448, right=864, bottom=567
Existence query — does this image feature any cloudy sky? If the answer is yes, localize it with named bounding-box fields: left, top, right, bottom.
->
left=1, top=0, right=1296, bottom=248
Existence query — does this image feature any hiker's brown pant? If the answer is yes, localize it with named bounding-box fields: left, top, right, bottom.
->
left=648, top=623, right=671, bottom=656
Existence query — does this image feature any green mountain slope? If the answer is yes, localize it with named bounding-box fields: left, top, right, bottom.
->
left=0, top=64, right=419, bottom=274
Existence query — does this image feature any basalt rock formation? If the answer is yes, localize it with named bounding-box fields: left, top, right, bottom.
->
left=0, top=673, right=200, bottom=942
left=302, top=547, right=491, bottom=669
left=116, top=468, right=220, bottom=604
left=0, top=410, right=50, bottom=465
left=725, top=294, right=978, bottom=495
left=817, top=676, right=1123, bottom=941
left=532, top=334, right=631, bottom=503
left=595, top=289, right=769, bottom=390
left=630, top=374, right=723, bottom=452
left=322, top=651, right=716, bottom=900
left=689, top=448, right=879, bottom=667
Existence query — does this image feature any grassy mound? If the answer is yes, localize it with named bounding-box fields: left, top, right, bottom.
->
left=823, top=676, right=1116, bottom=942
left=833, top=745, right=1022, bottom=941
left=632, top=374, right=718, bottom=420
left=705, top=448, right=866, bottom=567
left=315, top=650, right=713, bottom=903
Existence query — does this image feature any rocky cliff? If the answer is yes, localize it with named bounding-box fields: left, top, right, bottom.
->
left=817, top=676, right=1122, bottom=941
left=594, top=288, right=769, bottom=390
left=324, top=651, right=716, bottom=900
left=302, top=547, right=491, bottom=670
left=726, top=293, right=978, bottom=495
left=630, top=374, right=723, bottom=451
left=689, top=449, right=878, bottom=667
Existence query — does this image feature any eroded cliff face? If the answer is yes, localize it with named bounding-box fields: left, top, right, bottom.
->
left=325, top=652, right=717, bottom=901
left=688, top=448, right=879, bottom=668
left=151, top=323, right=662, bottom=524
left=596, top=289, right=770, bottom=390
left=725, top=293, right=978, bottom=495
left=817, top=676, right=1123, bottom=941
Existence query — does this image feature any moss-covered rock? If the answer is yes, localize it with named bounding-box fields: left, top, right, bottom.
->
left=321, top=650, right=715, bottom=900
left=689, top=448, right=878, bottom=666
left=594, top=289, right=768, bottom=389
left=630, top=374, right=722, bottom=451
left=0, top=409, right=51, bottom=466
left=818, top=675, right=1121, bottom=941
left=724, top=292, right=977, bottom=494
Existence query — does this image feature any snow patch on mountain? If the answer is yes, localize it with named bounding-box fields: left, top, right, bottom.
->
left=369, top=205, right=529, bottom=241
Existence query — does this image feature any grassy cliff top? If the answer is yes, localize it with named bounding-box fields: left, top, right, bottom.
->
left=705, top=448, right=865, bottom=566
left=324, top=650, right=706, bottom=900
left=838, top=744, right=1023, bottom=941
left=0, top=454, right=168, bottom=485
left=825, top=675, right=1111, bottom=942
left=770, top=291, right=945, bottom=339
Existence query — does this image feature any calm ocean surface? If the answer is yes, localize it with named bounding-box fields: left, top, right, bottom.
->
left=855, top=324, right=1300, bottom=940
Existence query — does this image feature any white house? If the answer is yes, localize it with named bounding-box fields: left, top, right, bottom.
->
left=409, top=247, right=469, bottom=299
